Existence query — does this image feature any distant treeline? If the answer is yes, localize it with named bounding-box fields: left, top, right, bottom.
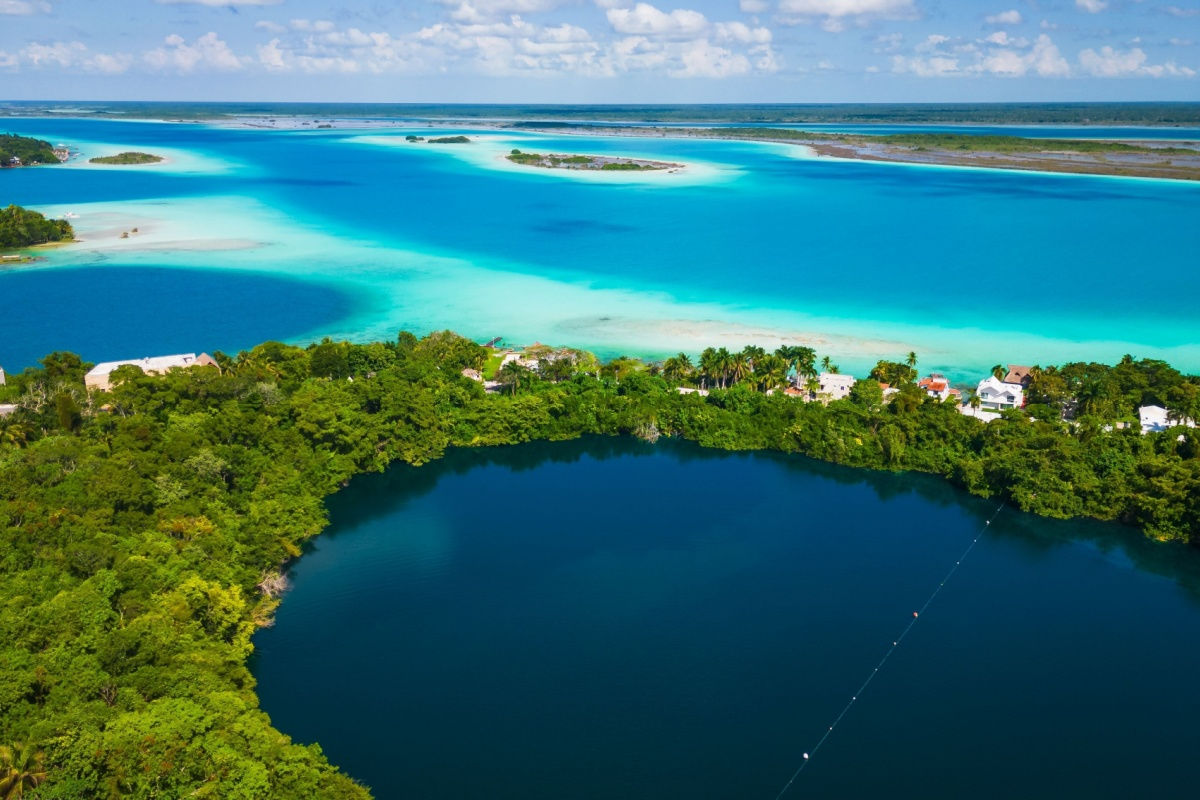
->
left=0, top=133, right=60, bottom=166
left=5, top=101, right=1200, bottom=125
left=0, top=204, right=73, bottom=249
left=88, top=151, right=163, bottom=165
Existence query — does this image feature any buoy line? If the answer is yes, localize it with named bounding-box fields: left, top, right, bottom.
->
left=772, top=501, right=1007, bottom=799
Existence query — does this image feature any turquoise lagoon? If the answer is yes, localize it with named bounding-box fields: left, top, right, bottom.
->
left=3, top=116, right=1200, bottom=378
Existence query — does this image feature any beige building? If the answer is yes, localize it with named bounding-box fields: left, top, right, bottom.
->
left=85, top=353, right=217, bottom=392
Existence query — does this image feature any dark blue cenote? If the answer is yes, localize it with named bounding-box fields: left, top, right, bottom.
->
left=251, top=437, right=1200, bottom=799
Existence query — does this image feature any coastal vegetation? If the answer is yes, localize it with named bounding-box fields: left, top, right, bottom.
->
left=0, top=205, right=74, bottom=249
left=2, top=331, right=1198, bottom=797
left=88, top=152, right=163, bottom=165
left=506, top=148, right=673, bottom=171
left=428, top=135, right=471, bottom=144
left=0, top=134, right=60, bottom=167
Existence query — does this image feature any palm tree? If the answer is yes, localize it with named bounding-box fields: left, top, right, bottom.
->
left=755, top=354, right=788, bottom=393
left=662, top=353, right=693, bottom=385
left=698, top=347, right=719, bottom=390
left=714, top=347, right=734, bottom=389
left=729, top=353, right=752, bottom=385
left=0, top=742, right=46, bottom=799
left=740, top=345, right=766, bottom=368
left=497, top=361, right=533, bottom=395
left=805, top=376, right=821, bottom=401
left=820, top=355, right=832, bottom=373
left=906, top=351, right=918, bottom=370
left=969, top=391, right=982, bottom=412
left=991, top=364, right=1006, bottom=381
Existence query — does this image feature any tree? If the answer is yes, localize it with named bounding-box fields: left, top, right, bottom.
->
left=728, top=354, right=751, bottom=385
left=906, top=351, right=918, bottom=370
left=0, top=743, right=46, bottom=799
left=754, top=354, right=788, bottom=393
left=309, top=339, right=350, bottom=379
left=698, top=348, right=719, bottom=390
left=821, top=355, right=833, bottom=373
left=497, top=361, right=534, bottom=395
left=714, top=348, right=734, bottom=389
left=991, top=364, right=1007, bottom=381
left=869, top=360, right=916, bottom=386
left=740, top=345, right=766, bottom=367
left=662, top=353, right=693, bottom=384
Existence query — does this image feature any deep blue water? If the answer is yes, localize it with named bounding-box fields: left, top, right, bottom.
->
left=3, top=117, right=1199, bottom=374
left=252, top=439, right=1200, bottom=799
left=0, top=266, right=354, bottom=369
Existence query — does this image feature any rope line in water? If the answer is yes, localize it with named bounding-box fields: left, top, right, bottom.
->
left=772, top=501, right=1007, bottom=800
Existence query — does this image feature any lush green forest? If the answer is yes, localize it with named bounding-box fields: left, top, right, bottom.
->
left=2, top=332, right=1198, bottom=797
left=88, top=152, right=163, bottom=165
left=0, top=205, right=74, bottom=249
left=0, top=134, right=60, bottom=167
left=427, top=135, right=470, bottom=144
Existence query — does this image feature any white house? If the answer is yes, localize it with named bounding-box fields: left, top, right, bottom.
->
left=976, top=375, right=1024, bottom=411
left=0, top=365, right=5, bottom=385
left=0, top=403, right=17, bottom=417
left=817, top=372, right=856, bottom=401
left=1139, top=405, right=1195, bottom=434
left=85, top=353, right=217, bottom=392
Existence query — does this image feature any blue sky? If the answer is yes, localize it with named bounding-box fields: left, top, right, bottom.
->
left=1, top=0, right=1197, bottom=101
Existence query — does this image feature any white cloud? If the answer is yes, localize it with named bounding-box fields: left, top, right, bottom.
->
left=445, top=0, right=562, bottom=23
left=1040, top=19, right=1057, bottom=30
left=155, top=0, right=282, bottom=6
left=892, top=54, right=961, bottom=75
left=0, top=0, right=49, bottom=14
left=6, top=40, right=133, bottom=73
left=874, top=32, right=903, bottom=52
left=1168, top=37, right=1194, bottom=46
left=778, top=0, right=916, bottom=32
left=255, top=20, right=286, bottom=34
left=144, top=32, right=243, bottom=73
left=896, top=32, right=1068, bottom=77
left=1078, top=45, right=1196, bottom=76
left=714, top=21, right=772, bottom=44
left=672, top=39, right=750, bottom=76
left=739, top=0, right=769, bottom=11
left=984, top=9, right=1021, bottom=25
left=1075, top=0, right=1107, bottom=13
left=607, top=3, right=709, bottom=37
left=1164, top=5, right=1200, bottom=16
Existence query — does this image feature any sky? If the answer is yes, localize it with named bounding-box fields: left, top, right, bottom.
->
left=1, top=0, right=1198, bottom=102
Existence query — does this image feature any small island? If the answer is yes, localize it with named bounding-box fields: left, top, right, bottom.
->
left=506, top=149, right=681, bottom=172
left=89, top=151, right=164, bottom=165
left=1, top=204, right=74, bottom=250
left=428, top=135, right=471, bottom=144
left=0, top=133, right=63, bottom=167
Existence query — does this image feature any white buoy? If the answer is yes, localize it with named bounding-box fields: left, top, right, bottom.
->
left=803, top=753, right=810, bottom=760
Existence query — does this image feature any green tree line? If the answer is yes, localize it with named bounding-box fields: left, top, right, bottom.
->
left=1, top=331, right=1198, bottom=797
left=0, top=134, right=60, bottom=167
left=0, top=205, right=74, bottom=249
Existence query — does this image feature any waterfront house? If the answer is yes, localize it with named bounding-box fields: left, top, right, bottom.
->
left=677, top=387, right=710, bottom=397
left=975, top=375, right=1023, bottom=410
left=85, top=352, right=217, bottom=392
left=0, top=403, right=16, bottom=417
left=0, top=365, right=5, bottom=385
left=817, top=372, right=856, bottom=402
left=1003, top=365, right=1034, bottom=387
left=918, top=373, right=953, bottom=401
left=1139, top=405, right=1196, bottom=434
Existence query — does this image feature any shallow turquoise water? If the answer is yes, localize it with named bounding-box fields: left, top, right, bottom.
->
left=2, top=117, right=1198, bottom=377
left=252, top=439, right=1200, bottom=799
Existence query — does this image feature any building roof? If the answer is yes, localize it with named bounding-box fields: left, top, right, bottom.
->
left=818, top=372, right=855, bottom=388
left=977, top=375, right=1023, bottom=397
left=1004, top=364, right=1033, bottom=385
left=86, top=353, right=213, bottom=378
